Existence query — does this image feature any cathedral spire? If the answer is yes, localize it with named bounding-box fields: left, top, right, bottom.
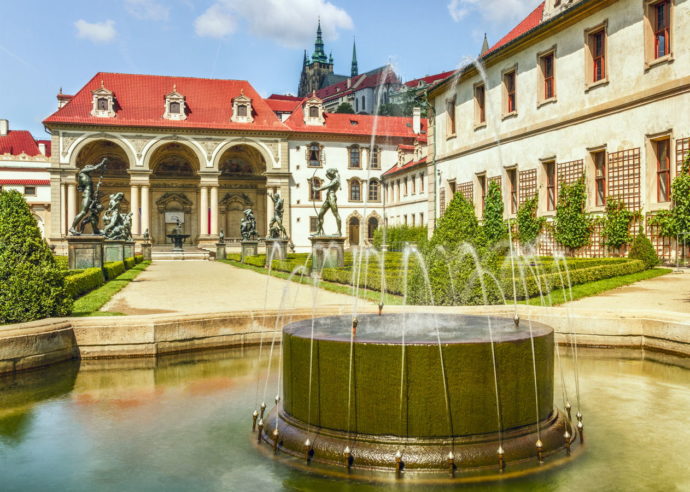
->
left=312, top=19, right=328, bottom=63
left=303, top=49, right=308, bottom=66
left=480, top=33, right=489, bottom=55
left=351, top=39, right=358, bottom=77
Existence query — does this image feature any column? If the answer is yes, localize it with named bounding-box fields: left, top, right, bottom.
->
left=67, top=183, right=77, bottom=232
left=210, top=186, right=219, bottom=236
left=130, top=185, right=140, bottom=236
left=141, top=185, right=150, bottom=235
left=199, top=186, right=208, bottom=235
left=60, top=183, right=66, bottom=235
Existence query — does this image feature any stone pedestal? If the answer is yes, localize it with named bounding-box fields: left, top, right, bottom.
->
left=124, top=241, right=135, bottom=259
left=67, top=235, right=104, bottom=270
left=310, top=236, right=346, bottom=272
left=241, top=240, right=258, bottom=262
left=216, top=242, right=227, bottom=261
left=103, top=240, right=125, bottom=263
left=265, top=238, right=289, bottom=263
left=141, top=242, right=152, bottom=261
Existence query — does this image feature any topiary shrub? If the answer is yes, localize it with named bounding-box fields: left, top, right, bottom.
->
left=102, top=261, right=126, bottom=280
left=429, top=192, right=483, bottom=250
left=628, top=227, right=660, bottom=269
left=0, top=190, right=72, bottom=323
left=124, top=257, right=136, bottom=269
left=134, top=254, right=144, bottom=264
left=64, top=267, right=105, bottom=298
left=516, top=195, right=545, bottom=247
left=54, top=255, right=69, bottom=270
left=372, top=225, right=428, bottom=252
left=601, top=198, right=635, bottom=254
left=483, top=181, right=507, bottom=246
left=554, top=176, right=592, bottom=254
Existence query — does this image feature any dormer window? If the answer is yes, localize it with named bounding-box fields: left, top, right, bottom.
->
left=231, top=89, right=254, bottom=123
left=163, top=85, right=187, bottom=121
left=91, top=81, right=116, bottom=118
left=304, top=92, right=325, bottom=126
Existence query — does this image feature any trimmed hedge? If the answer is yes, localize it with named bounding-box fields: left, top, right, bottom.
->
left=64, top=267, right=106, bottom=298
left=54, top=255, right=69, bottom=270
left=124, top=257, right=136, bottom=269
left=103, top=261, right=126, bottom=280
left=134, top=254, right=144, bottom=264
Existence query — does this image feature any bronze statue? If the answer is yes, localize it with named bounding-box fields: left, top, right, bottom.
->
left=101, top=192, right=133, bottom=241
left=219, top=229, right=225, bottom=243
left=268, top=191, right=287, bottom=239
left=313, top=168, right=342, bottom=236
left=240, top=209, right=257, bottom=240
left=69, top=157, right=107, bottom=235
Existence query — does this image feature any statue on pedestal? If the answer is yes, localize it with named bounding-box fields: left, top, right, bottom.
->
left=240, top=209, right=257, bottom=240
left=219, top=229, right=225, bottom=243
left=313, top=168, right=342, bottom=236
left=69, top=158, right=107, bottom=235
left=102, top=192, right=133, bottom=241
left=268, top=191, right=287, bottom=239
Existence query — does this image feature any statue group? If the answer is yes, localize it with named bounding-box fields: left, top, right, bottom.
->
left=240, top=209, right=257, bottom=241
left=69, top=158, right=132, bottom=241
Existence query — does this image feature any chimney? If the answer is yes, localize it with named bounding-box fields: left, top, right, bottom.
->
left=0, top=119, right=8, bottom=136
left=38, top=142, right=46, bottom=155
left=412, top=107, right=421, bottom=135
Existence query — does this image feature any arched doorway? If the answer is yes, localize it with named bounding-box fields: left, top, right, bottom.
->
left=367, top=216, right=379, bottom=241
left=217, top=145, right=267, bottom=239
left=149, top=143, right=200, bottom=244
left=349, top=216, right=360, bottom=246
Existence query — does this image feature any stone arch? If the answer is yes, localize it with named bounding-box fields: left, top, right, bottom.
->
left=154, top=192, right=193, bottom=244
left=142, top=136, right=207, bottom=171
left=149, top=142, right=202, bottom=178
left=32, top=214, right=45, bottom=238
left=219, top=192, right=254, bottom=238
left=365, top=211, right=382, bottom=242
left=71, top=138, right=132, bottom=176
left=68, top=134, right=137, bottom=170
left=216, top=144, right=267, bottom=177
left=211, top=138, right=276, bottom=171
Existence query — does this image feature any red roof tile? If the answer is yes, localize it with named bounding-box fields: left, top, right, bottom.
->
left=486, top=2, right=545, bottom=55
left=36, top=140, right=51, bottom=157
left=44, top=72, right=289, bottom=132
left=0, top=130, right=47, bottom=157
left=316, top=68, right=400, bottom=102
left=265, top=97, right=304, bottom=113
left=382, top=157, right=427, bottom=177
left=404, top=70, right=456, bottom=88
left=267, top=94, right=302, bottom=101
left=0, top=179, right=50, bottom=185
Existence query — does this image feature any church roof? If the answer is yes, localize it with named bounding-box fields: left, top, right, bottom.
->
left=316, top=66, right=400, bottom=102
left=404, top=70, right=457, bottom=88
left=0, top=130, right=51, bottom=157
left=264, top=95, right=303, bottom=113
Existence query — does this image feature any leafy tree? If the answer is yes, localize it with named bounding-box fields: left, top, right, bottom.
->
left=516, top=195, right=545, bottom=246
left=601, top=198, right=635, bottom=252
left=429, top=192, right=483, bottom=250
left=335, top=102, right=355, bottom=114
left=0, top=190, right=72, bottom=324
left=554, top=176, right=592, bottom=253
left=652, top=152, right=690, bottom=238
left=483, top=181, right=506, bottom=245
left=628, top=226, right=660, bottom=269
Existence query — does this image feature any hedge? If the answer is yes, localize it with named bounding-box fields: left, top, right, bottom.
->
left=124, top=257, right=136, bottom=269
left=103, top=261, right=126, bottom=280
left=54, top=255, right=69, bottom=270
left=134, top=254, right=144, bottom=264
left=64, top=267, right=106, bottom=298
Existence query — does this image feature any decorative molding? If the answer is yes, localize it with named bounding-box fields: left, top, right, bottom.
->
left=155, top=192, right=193, bottom=212
left=91, top=81, right=116, bottom=118
left=163, top=85, right=187, bottom=121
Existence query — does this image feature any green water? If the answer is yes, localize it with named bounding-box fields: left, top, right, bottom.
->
left=0, top=347, right=688, bottom=491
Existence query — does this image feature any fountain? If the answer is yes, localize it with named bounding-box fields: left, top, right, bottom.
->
left=256, top=312, right=577, bottom=482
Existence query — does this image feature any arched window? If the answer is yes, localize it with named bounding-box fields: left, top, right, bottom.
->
left=309, top=177, right=322, bottom=201
left=350, top=179, right=361, bottom=201
left=367, top=217, right=378, bottom=240
left=237, top=104, right=248, bottom=117
left=349, top=216, right=360, bottom=245
left=169, top=101, right=180, bottom=114
left=368, top=179, right=379, bottom=202
left=97, top=98, right=108, bottom=111
left=349, top=145, right=361, bottom=168
left=308, top=143, right=321, bottom=167
left=309, top=105, right=319, bottom=118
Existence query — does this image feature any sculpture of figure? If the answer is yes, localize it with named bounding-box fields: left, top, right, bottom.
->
left=120, top=212, right=132, bottom=241
left=69, top=157, right=107, bottom=235
left=268, top=191, right=287, bottom=239
left=143, top=228, right=150, bottom=241
left=219, top=229, right=225, bottom=243
left=102, top=192, right=125, bottom=238
left=313, top=168, right=342, bottom=236
left=240, top=209, right=257, bottom=241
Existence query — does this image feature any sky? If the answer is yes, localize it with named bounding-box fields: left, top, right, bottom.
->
left=0, top=0, right=542, bottom=138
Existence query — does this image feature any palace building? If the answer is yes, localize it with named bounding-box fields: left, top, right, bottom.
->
left=427, top=0, right=690, bottom=260
left=43, top=72, right=426, bottom=254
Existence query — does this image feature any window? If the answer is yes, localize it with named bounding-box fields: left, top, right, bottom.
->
left=588, top=28, right=607, bottom=83
left=411, top=175, right=416, bottom=195
left=404, top=215, right=408, bottom=226
left=411, top=214, right=416, bottom=226
left=419, top=212, right=424, bottom=225
left=369, top=147, right=380, bottom=169
left=593, top=151, right=607, bottom=206
left=544, top=161, right=556, bottom=211
left=361, top=95, right=365, bottom=111
left=404, top=177, right=408, bottom=196
left=653, top=0, right=671, bottom=59
left=309, top=216, right=319, bottom=233
left=475, top=83, right=486, bottom=125
left=478, top=175, right=486, bottom=212
left=237, top=104, right=247, bottom=117
left=97, top=98, right=108, bottom=111
left=169, top=102, right=181, bottom=114
left=310, top=177, right=322, bottom=201
left=656, top=138, right=671, bottom=202
left=308, top=143, right=321, bottom=167
left=419, top=172, right=424, bottom=193
left=508, top=168, right=518, bottom=214
left=368, top=179, right=379, bottom=202
left=349, top=145, right=361, bottom=168
left=446, top=96, right=456, bottom=136
left=503, top=70, right=517, bottom=115
left=24, top=186, right=36, bottom=196
left=539, top=51, right=556, bottom=102
left=367, top=217, right=378, bottom=239
left=396, top=180, right=401, bottom=201
left=350, top=180, right=361, bottom=201
left=309, top=106, right=319, bottom=118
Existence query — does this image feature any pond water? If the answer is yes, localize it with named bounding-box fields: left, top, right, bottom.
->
left=0, top=346, right=688, bottom=491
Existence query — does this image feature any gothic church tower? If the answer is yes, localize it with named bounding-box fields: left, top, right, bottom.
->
left=298, top=21, right=335, bottom=97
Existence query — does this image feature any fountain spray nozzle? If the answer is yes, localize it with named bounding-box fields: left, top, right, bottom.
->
left=536, top=440, right=544, bottom=464
left=260, top=402, right=267, bottom=419
left=513, top=313, right=520, bottom=327
left=272, top=428, right=280, bottom=454
left=252, top=409, right=259, bottom=432
left=395, top=450, right=403, bottom=478
left=497, top=446, right=506, bottom=472
left=564, top=430, right=572, bottom=455
left=378, top=303, right=383, bottom=316
left=274, top=394, right=280, bottom=405
left=576, top=412, right=584, bottom=444
left=565, top=402, right=572, bottom=421
left=344, top=446, right=352, bottom=470
left=447, top=451, right=456, bottom=477
left=304, top=439, right=312, bottom=463
left=351, top=318, right=358, bottom=336
left=257, top=418, right=264, bottom=444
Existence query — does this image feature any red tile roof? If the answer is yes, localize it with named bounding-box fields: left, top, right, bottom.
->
left=265, top=96, right=304, bottom=113
left=44, top=72, right=290, bottom=132
left=404, top=70, right=456, bottom=88
left=267, top=94, right=302, bottom=101
left=0, top=131, right=50, bottom=157
left=285, top=103, right=427, bottom=139
left=382, top=157, right=427, bottom=178
left=316, top=67, right=400, bottom=102
left=398, top=144, right=415, bottom=151
left=0, top=179, right=50, bottom=185
left=486, top=2, right=545, bottom=55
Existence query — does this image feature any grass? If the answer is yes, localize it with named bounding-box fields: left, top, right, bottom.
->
left=521, top=267, right=672, bottom=306
left=218, top=259, right=404, bottom=305
left=71, top=261, right=151, bottom=316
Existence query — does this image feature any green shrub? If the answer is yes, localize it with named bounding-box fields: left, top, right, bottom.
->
left=226, top=253, right=242, bottom=262
left=134, top=254, right=144, bottom=264
left=102, top=261, right=126, bottom=280
left=372, top=225, right=428, bottom=252
left=0, top=190, right=72, bottom=323
left=554, top=177, right=592, bottom=252
left=430, top=192, right=483, bottom=249
left=601, top=198, right=635, bottom=251
left=64, top=267, right=105, bottom=298
left=483, top=181, right=507, bottom=245
left=516, top=195, right=545, bottom=246
left=628, top=228, right=660, bottom=269
left=54, top=255, right=69, bottom=270
left=124, top=257, right=136, bottom=269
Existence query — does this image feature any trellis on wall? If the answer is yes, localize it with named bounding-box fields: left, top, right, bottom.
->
left=557, top=159, right=584, bottom=189
left=519, top=169, right=537, bottom=206
left=677, top=137, right=690, bottom=173
left=607, top=148, right=641, bottom=210
left=488, top=175, right=502, bottom=191
left=457, top=181, right=473, bottom=203
left=646, top=214, right=672, bottom=261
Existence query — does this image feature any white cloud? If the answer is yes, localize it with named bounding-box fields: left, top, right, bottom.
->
left=74, top=19, right=117, bottom=43
left=194, top=4, right=237, bottom=38
left=194, top=0, right=353, bottom=48
left=448, top=0, right=542, bottom=25
left=125, top=0, right=170, bottom=21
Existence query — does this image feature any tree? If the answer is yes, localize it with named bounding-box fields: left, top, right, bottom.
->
left=516, top=195, right=545, bottom=247
left=335, top=102, right=355, bottom=114
left=601, top=198, right=635, bottom=253
left=652, top=152, right=690, bottom=239
left=483, top=181, right=506, bottom=245
left=429, top=192, right=483, bottom=250
left=554, top=176, right=592, bottom=253
left=0, top=190, right=72, bottom=324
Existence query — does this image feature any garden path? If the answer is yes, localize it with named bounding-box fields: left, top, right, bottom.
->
left=101, top=260, right=369, bottom=315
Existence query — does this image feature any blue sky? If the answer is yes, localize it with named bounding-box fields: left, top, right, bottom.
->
left=0, top=0, right=541, bottom=138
